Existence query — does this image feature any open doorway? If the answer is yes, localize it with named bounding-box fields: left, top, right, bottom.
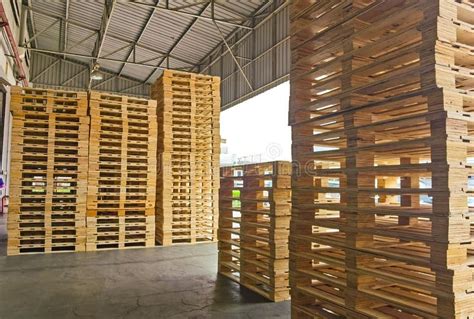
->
left=220, top=82, right=291, bottom=165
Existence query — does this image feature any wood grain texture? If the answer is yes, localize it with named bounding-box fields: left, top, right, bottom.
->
left=8, top=86, right=89, bottom=255
left=152, top=70, right=220, bottom=245
left=219, top=161, right=291, bottom=302
left=86, top=91, right=157, bottom=251
left=289, top=0, right=474, bottom=317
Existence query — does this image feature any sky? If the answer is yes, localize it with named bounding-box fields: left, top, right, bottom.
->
left=220, top=82, right=291, bottom=165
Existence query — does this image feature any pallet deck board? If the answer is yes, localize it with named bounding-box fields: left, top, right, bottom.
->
left=152, top=70, right=220, bottom=246
left=219, top=161, right=291, bottom=302
left=86, top=91, right=157, bottom=251
left=8, top=86, right=89, bottom=256
left=289, top=0, right=474, bottom=317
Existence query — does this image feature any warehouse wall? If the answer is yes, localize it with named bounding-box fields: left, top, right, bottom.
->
left=0, top=0, right=30, bottom=196
left=30, top=52, right=150, bottom=97
left=198, top=0, right=289, bottom=110
left=27, top=1, right=290, bottom=111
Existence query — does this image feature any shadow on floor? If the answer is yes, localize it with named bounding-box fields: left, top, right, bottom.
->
left=0, top=230, right=290, bottom=319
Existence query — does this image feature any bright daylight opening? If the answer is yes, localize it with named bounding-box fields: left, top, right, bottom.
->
left=220, top=82, right=291, bottom=165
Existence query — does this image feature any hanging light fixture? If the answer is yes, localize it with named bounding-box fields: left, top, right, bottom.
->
left=90, top=63, right=103, bottom=81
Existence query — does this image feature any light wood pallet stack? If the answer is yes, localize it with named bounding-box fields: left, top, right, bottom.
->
left=86, top=91, right=157, bottom=251
left=152, top=70, right=220, bottom=245
left=219, top=161, right=291, bottom=301
left=290, top=0, right=474, bottom=318
left=8, top=86, right=89, bottom=255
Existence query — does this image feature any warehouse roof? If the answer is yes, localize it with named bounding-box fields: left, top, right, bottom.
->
left=24, top=0, right=289, bottom=109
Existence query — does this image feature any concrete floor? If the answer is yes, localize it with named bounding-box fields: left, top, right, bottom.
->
left=0, top=213, right=290, bottom=319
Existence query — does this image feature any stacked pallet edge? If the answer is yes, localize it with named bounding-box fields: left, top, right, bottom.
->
left=86, top=91, right=157, bottom=251
left=219, top=161, right=291, bottom=302
left=7, top=70, right=221, bottom=255
left=8, top=87, right=89, bottom=255
left=152, top=70, right=220, bottom=245
left=289, top=0, right=474, bottom=318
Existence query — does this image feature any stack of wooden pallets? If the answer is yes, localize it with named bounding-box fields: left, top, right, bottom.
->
left=86, top=91, right=157, bottom=251
left=219, top=161, right=291, bottom=302
left=8, top=87, right=89, bottom=255
left=152, top=70, right=220, bottom=245
left=289, top=0, right=474, bottom=317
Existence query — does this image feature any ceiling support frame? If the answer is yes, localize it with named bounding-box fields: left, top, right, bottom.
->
left=31, top=58, right=61, bottom=82
left=31, top=51, right=149, bottom=91
left=89, top=0, right=117, bottom=88
left=117, top=0, right=160, bottom=77
left=211, top=4, right=253, bottom=92
left=129, top=1, right=252, bottom=30
left=142, top=1, right=212, bottom=84
left=22, top=47, right=180, bottom=71
left=22, top=4, right=198, bottom=68
left=23, top=18, right=58, bottom=46
left=64, top=0, right=69, bottom=51
left=61, top=67, right=88, bottom=86
left=198, top=1, right=287, bottom=74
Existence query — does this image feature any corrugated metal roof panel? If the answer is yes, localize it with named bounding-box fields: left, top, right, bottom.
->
left=27, top=0, right=289, bottom=110
left=66, top=25, right=97, bottom=55
left=200, top=0, right=290, bottom=109
left=31, top=1, right=65, bottom=17
left=100, top=37, right=131, bottom=61
left=139, top=10, right=196, bottom=53
left=69, top=0, right=103, bottom=29
left=108, top=2, right=152, bottom=42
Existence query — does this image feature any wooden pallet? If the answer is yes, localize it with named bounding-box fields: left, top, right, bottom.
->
left=86, top=91, right=157, bottom=251
left=289, top=0, right=474, bottom=318
left=152, top=70, right=220, bottom=245
left=7, top=86, right=89, bottom=255
left=219, top=161, right=291, bottom=302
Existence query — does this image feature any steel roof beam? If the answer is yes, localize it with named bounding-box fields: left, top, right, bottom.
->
left=62, top=67, right=88, bottom=86
left=67, top=31, right=96, bottom=51
left=198, top=0, right=288, bottom=74
left=212, top=15, right=252, bottom=91
left=213, top=1, right=248, bottom=21
left=32, top=51, right=149, bottom=88
left=64, top=0, right=69, bottom=50
left=103, top=42, right=133, bottom=59
left=142, top=1, right=211, bottom=84
left=196, top=0, right=276, bottom=72
left=31, top=58, right=61, bottom=82
left=24, top=18, right=58, bottom=46
left=117, top=0, right=159, bottom=77
left=129, top=0, right=252, bottom=30
left=89, top=0, right=117, bottom=88
left=172, top=2, right=208, bottom=11
left=93, top=0, right=117, bottom=60
left=24, top=0, right=38, bottom=48
left=23, top=4, right=197, bottom=68
left=136, top=55, right=162, bottom=64
left=92, top=74, right=117, bottom=89
left=23, top=47, right=190, bottom=71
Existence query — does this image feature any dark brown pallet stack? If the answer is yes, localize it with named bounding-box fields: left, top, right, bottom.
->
left=86, top=91, right=157, bottom=251
left=219, top=161, right=291, bottom=302
left=290, top=0, right=474, bottom=318
left=8, top=86, right=89, bottom=255
left=152, top=70, right=220, bottom=245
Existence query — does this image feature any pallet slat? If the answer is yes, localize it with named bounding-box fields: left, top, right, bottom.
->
left=219, top=161, right=291, bottom=302
left=289, top=0, right=474, bottom=318
left=8, top=86, right=89, bottom=255
left=86, top=91, right=157, bottom=251
left=152, top=70, right=220, bottom=245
